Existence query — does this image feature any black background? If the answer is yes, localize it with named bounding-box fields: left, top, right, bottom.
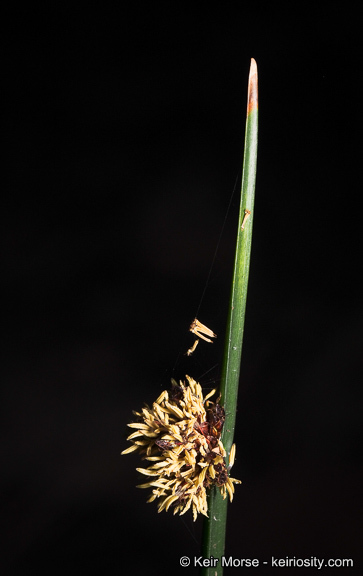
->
left=3, top=6, right=362, bottom=576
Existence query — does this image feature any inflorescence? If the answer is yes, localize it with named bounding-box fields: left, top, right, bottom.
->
left=121, top=375, right=240, bottom=521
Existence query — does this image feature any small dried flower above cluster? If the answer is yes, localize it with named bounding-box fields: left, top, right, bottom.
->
left=189, top=318, right=216, bottom=343
left=186, top=319, right=216, bottom=356
left=121, top=375, right=240, bottom=521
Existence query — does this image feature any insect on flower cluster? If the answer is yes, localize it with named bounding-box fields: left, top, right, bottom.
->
left=121, top=375, right=240, bottom=521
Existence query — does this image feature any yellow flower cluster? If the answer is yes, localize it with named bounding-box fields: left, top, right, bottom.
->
left=121, top=375, right=240, bottom=521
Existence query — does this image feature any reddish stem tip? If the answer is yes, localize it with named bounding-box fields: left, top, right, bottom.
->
left=247, top=58, right=258, bottom=115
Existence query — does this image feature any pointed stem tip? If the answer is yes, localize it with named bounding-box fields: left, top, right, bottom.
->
left=247, top=58, right=258, bottom=115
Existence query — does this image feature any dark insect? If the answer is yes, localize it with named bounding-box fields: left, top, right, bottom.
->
left=169, top=379, right=184, bottom=404
left=155, top=439, right=174, bottom=451
left=194, top=401, right=226, bottom=457
left=206, top=403, right=225, bottom=437
left=214, top=462, right=228, bottom=487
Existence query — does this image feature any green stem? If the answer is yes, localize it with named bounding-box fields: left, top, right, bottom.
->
left=201, top=58, right=258, bottom=576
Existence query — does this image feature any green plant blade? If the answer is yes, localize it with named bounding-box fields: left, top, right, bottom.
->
left=201, top=58, right=258, bottom=576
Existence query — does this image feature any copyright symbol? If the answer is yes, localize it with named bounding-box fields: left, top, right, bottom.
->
left=180, top=556, right=190, bottom=567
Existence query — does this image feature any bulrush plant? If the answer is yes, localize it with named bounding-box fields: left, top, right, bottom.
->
left=122, top=59, right=258, bottom=576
